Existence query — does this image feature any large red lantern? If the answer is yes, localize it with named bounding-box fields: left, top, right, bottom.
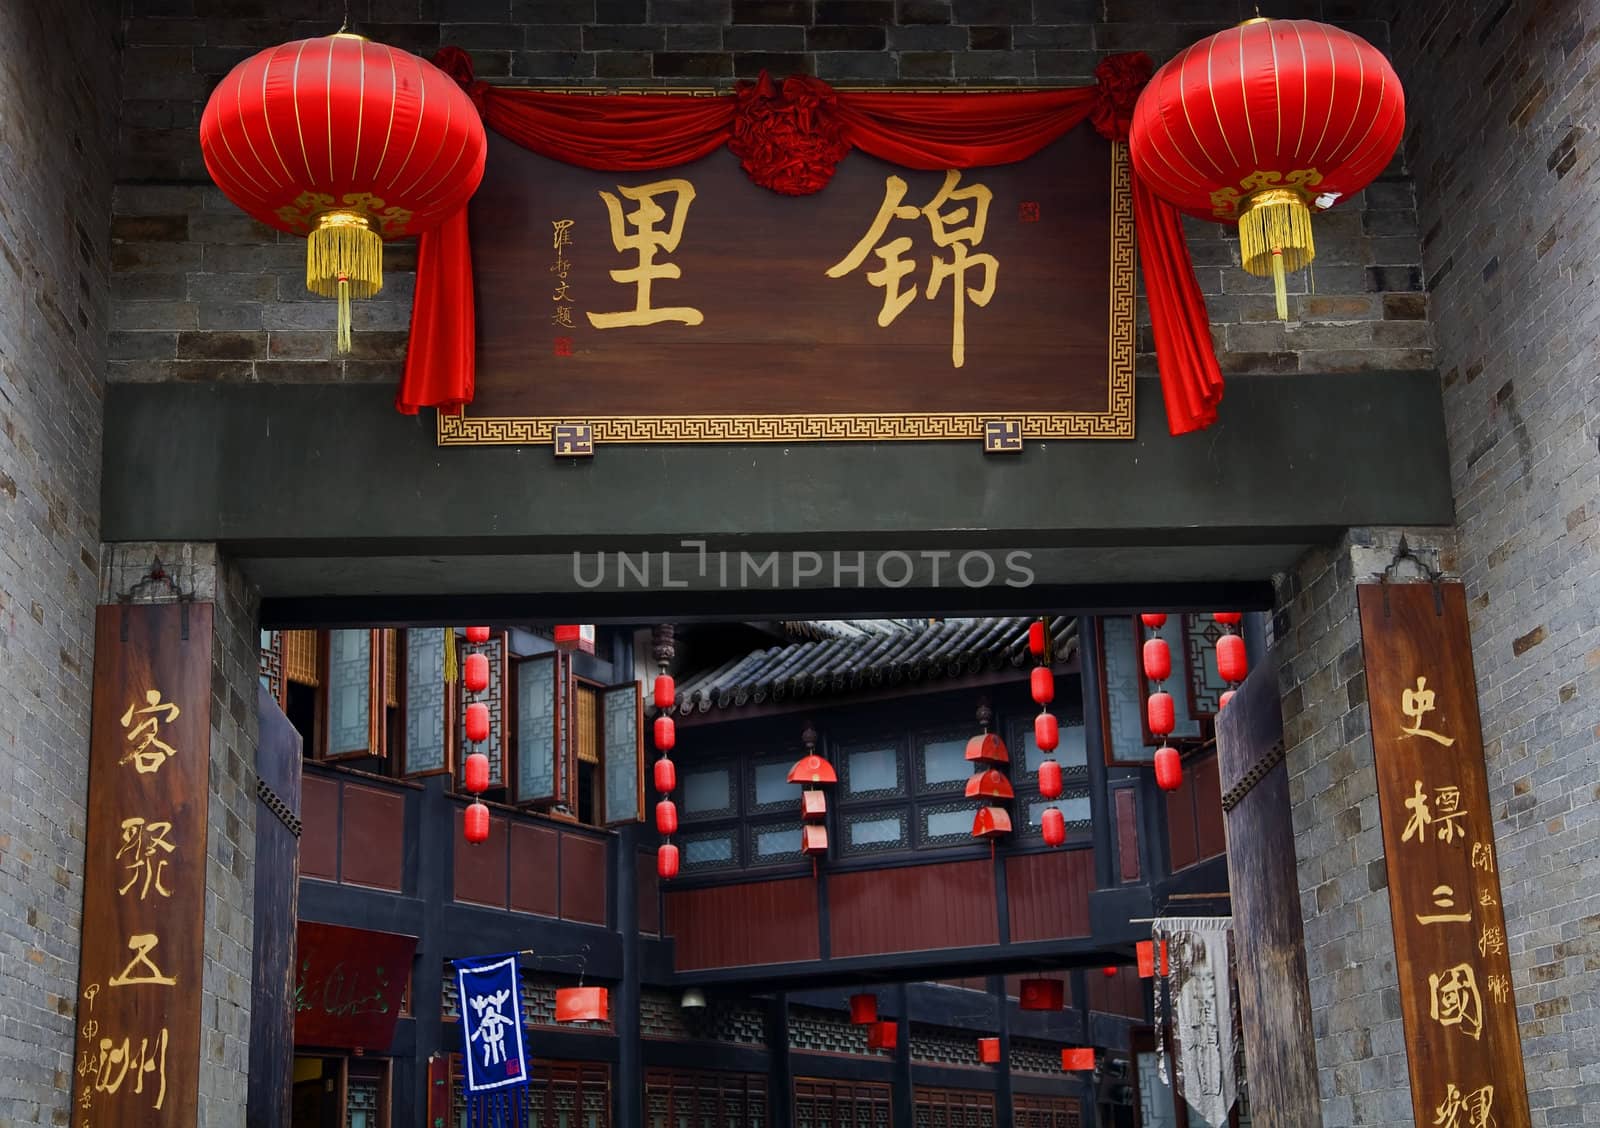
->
left=1131, top=19, right=1404, bottom=318
left=199, top=34, right=486, bottom=351
left=463, top=801, right=489, bottom=844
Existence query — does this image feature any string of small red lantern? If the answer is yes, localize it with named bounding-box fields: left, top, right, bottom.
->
left=462, top=625, right=493, bottom=844
left=1213, top=612, right=1247, bottom=709
left=652, top=625, right=680, bottom=880
left=1028, top=619, right=1067, bottom=847
left=1141, top=614, right=1183, bottom=793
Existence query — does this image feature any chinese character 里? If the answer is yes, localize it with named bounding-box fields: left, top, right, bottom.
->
left=588, top=178, right=703, bottom=329
left=119, top=690, right=180, bottom=774
left=1428, top=964, right=1483, bottom=1041
left=828, top=169, right=999, bottom=368
left=1401, top=676, right=1456, bottom=746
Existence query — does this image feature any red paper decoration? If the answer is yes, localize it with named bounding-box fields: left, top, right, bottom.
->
left=1041, top=806, right=1066, bottom=846
left=555, top=986, right=609, bottom=1023
left=553, top=624, right=596, bottom=654
left=868, top=1021, right=898, bottom=1051
left=1030, top=666, right=1055, bottom=705
left=1061, top=1048, right=1095, bottom=1071
left=964, top=732, right=1009, bottom=764
left=1213, top=611, right=1243, bottom=626
left=971, top=806, right=1013, bottom=838
left=1101, top=965, right=1119, bottom=978
left=657, top=843, right=680, bottom=879
left=801, top=824, right=829, bottom=856
left=849, top=994, right=878, bottom=1024
left=1033, top=711, right=1059, bottom=752
left=465, top=701, right=490, bottom=743
left=1141, top=637, right=1171, bottom=681
left=1138, top=939, right=1170, bottom=978
left=787, top=754, right=837, bottom=784
left=801, top=789, right=828, bottom=820
left=1019, top=978, right=1064, bottom=1011
left=1130, top=19, right=1404, bottom=318
left=465, top=626, right=491, bottom=644
left=1140, top=613, right=1167, bottom=628
left=655, top=799, right=678, bottom=835
left=1028, top=620, right=1046, bottom=656
left=1147, top=692, right=1175, bottom=736
left=463, top=801, right=489, bottom=844
left=199, top=33, right=486, bottom=352
left=965, top=769, right=1015, bottom=800
left=1216, top=633, right=1248, bottom=683
left=464, top=753, right=489, bottom=794
left=654, top=758, right=677, bottom=793
left=978, top=1037, right=1001, bottom=1065
left=1154, top=745, right=1183, bottom=792
left=463, top=652, right=489, bottom=693
left=653, top=675, right=675, bottom=710
left=653, top=714, right=676, bottom=751
left=1038, top=759, right=1063, bottom=799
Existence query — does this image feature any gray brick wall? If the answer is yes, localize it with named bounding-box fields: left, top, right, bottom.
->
left=110, top=0, right=1430, bottom=383
left=0, top=2, right=120, bottom=1124
left=1272, top=527, right=1458, bottom=1128
left=1390, top=3, right=1600, bottom=1123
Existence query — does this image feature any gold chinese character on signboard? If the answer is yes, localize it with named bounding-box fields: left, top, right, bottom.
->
left=1403, top=780, right=1433, bottom=845
left=1433, top=1082, right=1494, bottom=1128
left=1472, top=841, right=1496, bottom=873
left=116, top=817, right=175, bottom=901
left=119, top=690, right=180, bottom=774
left=552, top=279, right=573, bottom=302
left=588, top=179, right=703, bottom=329
left=1477, top=925, right=1505, bottom=958
left=1416, top=884, right=1471, bottom=925
left=89, top=1028, right=168, bottom=1110
left=108, top=933, right=177, bottom=988
left=1478, top=888, right=1497, bottom=908
left=1401, top=676, right=1456, bottom=746
left=1486, top=973, right=1510, bottom=1004
left=1434, top=785, right=1468, bottom=843
left=553, top=306, right=575, bottom=328
left=1428, top=964, right=1484, bottom=1041
left=552, top=218, right=574, bottom=252
left=827, top=169, right=999, bottom=368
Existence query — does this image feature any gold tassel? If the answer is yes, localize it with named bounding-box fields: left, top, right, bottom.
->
left=1236, top=188, right=1314, bottom=321
left=307, top=210, right=383, bottom=355
left=443, top=626, right=458, bottom=685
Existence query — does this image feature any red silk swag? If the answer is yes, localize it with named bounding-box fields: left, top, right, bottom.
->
left=399, top=48, right=1224, bottom=436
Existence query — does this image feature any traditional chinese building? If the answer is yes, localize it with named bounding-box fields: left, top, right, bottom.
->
left=1, top=1, right=1594, bottom=1127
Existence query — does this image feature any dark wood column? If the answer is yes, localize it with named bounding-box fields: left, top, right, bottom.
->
left=614, top=823, right=643, bottom=1128
left=892, top=984, right=914, bottom=1127
left=767, top=993, right=793, bottom=1128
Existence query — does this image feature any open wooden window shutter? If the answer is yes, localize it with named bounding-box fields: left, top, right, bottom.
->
left=400, top=628, right=457, bottom=778
left=319, top=629, right=388, bottom=761
left=284, top=629, right=321, bottom=688
left=600, top=681, right=644, bottom=824
left=511, top=651, right=563, bottom=807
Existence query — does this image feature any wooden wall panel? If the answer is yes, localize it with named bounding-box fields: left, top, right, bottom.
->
left=1113, top=788, right=1140, bottom=882
left=666, top=879, right=820, bottom=970
left=340, top=783, right=406, bottom=892
left=1191, top=752, right=1226, bottom=863
left=1005, top=849, right=1093, bottom=943
left=636, top=851, right=661, bottom=936
left=508, top=823, right=560, bottom=918
left=1087, top=966, right=1144, bottom=1018
left=1166, top=769, right=1199, bottom=872
left=453, top=810, right=508, bottom=908
left=300, top=772, right=340, bottom=882
left=560, top=833, right=608, bottom=926
left=829, top=860, right=997, bottom=958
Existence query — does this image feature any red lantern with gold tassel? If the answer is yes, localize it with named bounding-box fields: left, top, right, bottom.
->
left=1131, top=19, right=1404, bottom=319
left=200, top=33, right=487, bottom=353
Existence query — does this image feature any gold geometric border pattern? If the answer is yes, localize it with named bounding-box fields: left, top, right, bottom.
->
left=439, top=140, right=1136, bottom=447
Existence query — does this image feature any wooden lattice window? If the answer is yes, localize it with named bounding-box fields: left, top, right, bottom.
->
left=449, top=1057, right=609, bottom=1128
left=646, top=1068, right=768, bottom=1128
left=793, top=1078, right=891, bottom=1128
left=1013, top=1094, right=1082, bottom=1128
left=914, top=1086, right=997, bottom=1128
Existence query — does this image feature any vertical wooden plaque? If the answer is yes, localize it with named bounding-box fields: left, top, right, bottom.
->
left=71, top=603, right=213, bottom=1126
left=1358, top=582, right=1531, bottom=1127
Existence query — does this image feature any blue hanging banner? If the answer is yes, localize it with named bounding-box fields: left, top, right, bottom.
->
left=453, top=953, right=530, bottom=1128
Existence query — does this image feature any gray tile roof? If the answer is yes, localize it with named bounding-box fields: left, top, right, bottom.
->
left=670, top=617, right=1076, bottom=715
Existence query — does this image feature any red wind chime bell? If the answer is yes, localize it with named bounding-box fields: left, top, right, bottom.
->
left=789, top=722, right=835, bottom=859
left=967, top=699, right=1012, bottom=842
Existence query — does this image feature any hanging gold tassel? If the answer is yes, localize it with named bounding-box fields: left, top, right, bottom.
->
left=1235, top=188, right=1314, bottom=321
left=443, top=626, right=458, bottom=685
left=306, top=211, right=383, bottom=354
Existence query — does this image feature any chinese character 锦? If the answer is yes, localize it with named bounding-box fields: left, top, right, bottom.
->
left=469, top=988, right=514, bottom=1069
left=1416, top=884, right=1472, bottom=925
left=1401, top=676, right=1456, bottom=746
left=1433, top=1082, right=1494, bottom=1128
left=827, top=169, right=999, bottom=368
left=119, top=690, right=180, bottom=774
left=587, top=179, right=703, bottom=329
left=1428, top=964, right=1484, bottom=1041
left=115, top=817, right=175, bottom=901
left=108, top=933, right=177, bottom=988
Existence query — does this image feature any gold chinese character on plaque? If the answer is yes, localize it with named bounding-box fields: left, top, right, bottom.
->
left=1401, top=675, right=1455, bottom=746
left=90, top=1028, right=169, bottom=1110
left=828, top=169, right=999, bottom=368
left=119, top=690, right=180, bottom=774
left=1428, top=963, right=1484, bottom=1041
left=1477, top=925, right=1506, bottom=958
left=1433, top=1082, right=1494, bottom=1128
left=108, top=933, right=177, bottom=988
left=116, top=817, right=176, bottom=900
left=1415, top=884, right=1471, bottom=925
left=1472, top=840, right=1497, bottom=873
left=1485, top=973, right=1510, bottom=1004
left=588, top=179, right=703, bottom=329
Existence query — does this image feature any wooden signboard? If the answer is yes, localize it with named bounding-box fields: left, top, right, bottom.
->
left=1358, top=582, right=1531, bottom=1127
left=71, top=603, right=213, bottom=1126
left=440, top=113, right=1134, bottom=447
left=292, top=921, right=417, bottom=1051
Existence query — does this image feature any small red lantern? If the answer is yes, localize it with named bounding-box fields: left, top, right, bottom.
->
left=1102, top=966, right=1119, bottom=979
left=1140, top=613, right=1167, bottom=628
left=1216, top=633, right=1248, bottom=683
left=657, top=843, right=680, bottom=879
left=463, top=801, right=490, bottom=845
left=653, top=714, right=676, bottom=752
left=653, top=758, right=677, bottom=793
left=787, top=754, right=837, bottom=784
left=1142, top=637, right=1171, bottom=682
left=465, top=702, right=490, bottom=743
left=801, top=824, right=829, bottom=856
left=964, top=733, right=1009, bottom=764
left=653, top=675, right=675, bottom=709
left=1028, top=620, right=1046, bottom=656
left=849, top=994, right=878, bottom=1024
left=1041, top=806, right=1066, bottom=846
left=463, top=652, right=489, bottom=694
left=965, top=769, right=1015, bottom=800
left=1033, top=712, right=1059, bottom=752
left=1154, top=745, right=1183, bottom=792
left=555, top=986, right=609, bottom=1023
left=978, top=1036, right=1001, bottom=1064
left=465, top=626, right=491, bottom=644
left=1147, top=692, right=1175, bottom=736
left=553, top=624, right=596, bottom=654
left=1019, top=978, right=1064, bottom=1011
left=868, top=1021, right=898, bottom=1051
left=1030, top=666, right=1055, bottom=705
left=1219, top=690, right=1236, bottom=711
left=655, top=799, right=678, bottom=835
left=1038, top=759, right=1063, bottom=799
left=464, top=752, right=490, bottom=794
left=801, top=789, right=828, bottom=820
left=972, top=806, right=1012, bottom=839
left=1138, top=939, right=1170, bottom=978
left=1213, top=611, right=1243, bottom=626
left=1062, top=1047, right=1095, bottom=1071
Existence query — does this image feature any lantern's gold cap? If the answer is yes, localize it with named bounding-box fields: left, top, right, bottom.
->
left=1239, top=16, right=1270, bottom=25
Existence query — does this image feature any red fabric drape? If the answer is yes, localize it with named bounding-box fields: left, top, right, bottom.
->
left=399, top=49, right=1223, bottom=434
